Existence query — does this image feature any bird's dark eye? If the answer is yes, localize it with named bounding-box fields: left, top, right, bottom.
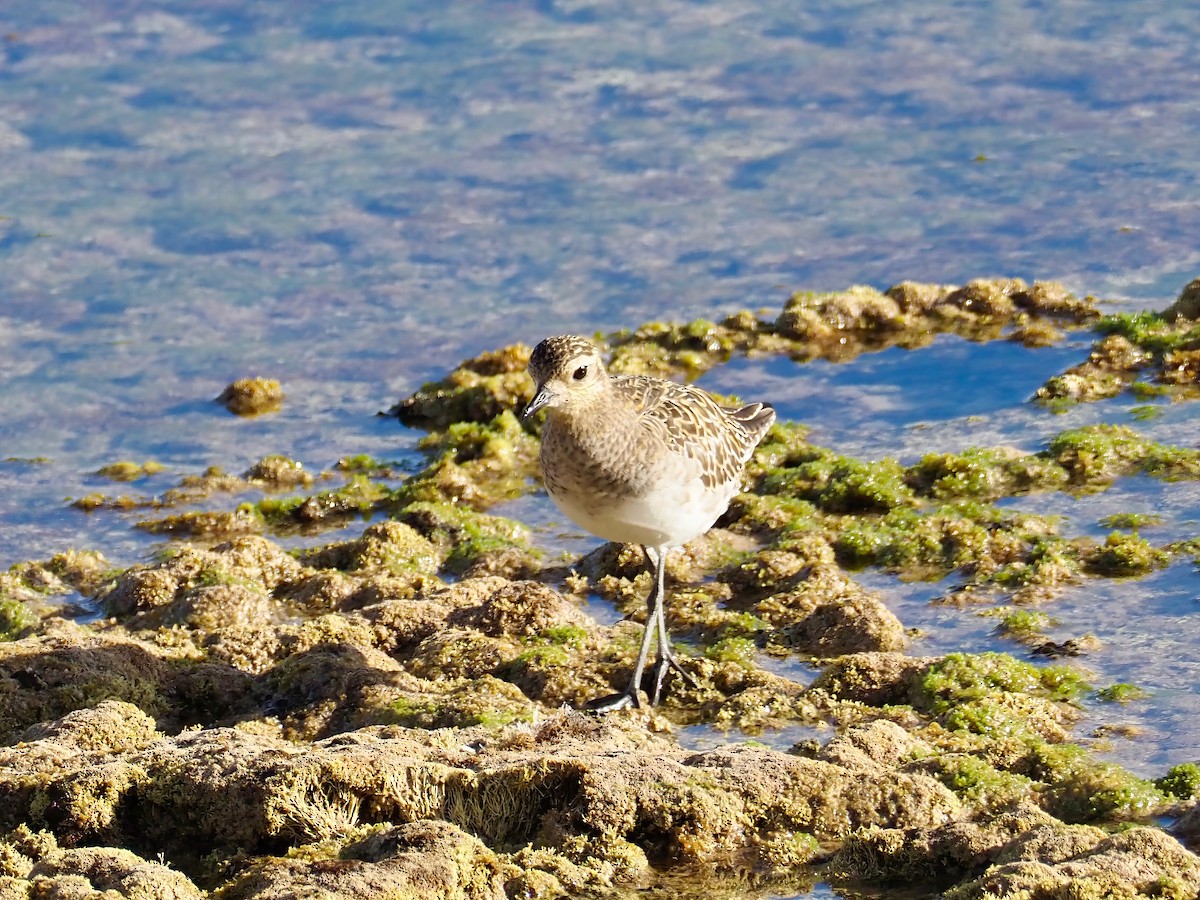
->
left=572, top=365, right=588, bottom=381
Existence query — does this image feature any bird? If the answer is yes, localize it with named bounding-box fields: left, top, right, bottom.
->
left=521, top=335, right=775, bottom=710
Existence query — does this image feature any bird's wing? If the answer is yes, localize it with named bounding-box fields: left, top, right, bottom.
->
left=613, top=376, right=760, bottom=489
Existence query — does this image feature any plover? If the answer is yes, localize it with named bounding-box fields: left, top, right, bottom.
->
left=522, top=335, right=775, bottom=710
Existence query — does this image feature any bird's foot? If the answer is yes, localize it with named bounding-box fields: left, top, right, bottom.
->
left=584, top=689, right=641, bottom=713
left=649, top=650, right=700, bottom=706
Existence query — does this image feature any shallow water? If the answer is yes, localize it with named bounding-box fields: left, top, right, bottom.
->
left=1, top=1, right=1199, bottom=891
left=3, top=0, right=1200, bottom=570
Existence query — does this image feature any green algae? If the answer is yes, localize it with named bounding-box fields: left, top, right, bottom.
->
left=1097, top=683, right=1151, bottom=704
left=992, top=609, right=1054, bottom=641
left=1035, top=278, right=1200, bottom=406
left=905, top=653, right=1172, bottom=827
left=397, top=500, right=533, bottom=575
left=917, top=653, right=1090, bottom=715
left=251, top=475, right=395, bottom=530
left=0, top=595, right=36, bottom=641
left=735, top=418, right=1200, bottom=595
left=391, top=343, right=533, bottom=429
left=925, top=753, right=1034, bottom=807
left=539, top=624, right=588, bottom=648
left=1086, top=532, right=1170, bottom=577
left=760, top=449, right=915, bottom=513
left=96, top=460, right=166, bottom=482
left=907, top=447, right=1069, bottom=500
left=1097, top=310, right=1200, bottom=355
left=704, top=637, right=758, bottom=669
left=1099, top=512, right=1163, bottom=531
left=1157, top=762, right=1200, bottom=800
left=301, top=521, right=442, bottom=576
left=1033, top=743, right=1165, bottom=822
left=1048, top=424, right=1200, bottom=483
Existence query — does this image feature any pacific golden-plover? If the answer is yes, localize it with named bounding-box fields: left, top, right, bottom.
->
left=522, top=335, right=775, bottom=710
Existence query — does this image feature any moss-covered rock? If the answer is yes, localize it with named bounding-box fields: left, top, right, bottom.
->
left=391, top=343, right=533, bottom=429
left=217, top=377, right=284, bottom=416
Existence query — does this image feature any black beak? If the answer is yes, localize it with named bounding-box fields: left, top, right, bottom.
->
left=521, top=386, right=555, bottom=419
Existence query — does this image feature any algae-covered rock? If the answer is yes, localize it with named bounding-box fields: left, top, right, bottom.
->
left=96, top=460, right=167, bottom=482
left=829, top=802, right=1095, bottom=888
left=1034, top=334, right=1153, bottom=403
left=810, top=652, right=937, bottom=707
left=0, top=710, right=964, bottom=883
left=396, top=501, right=535, bottom=574
left=301, top=520, right=442, bottom=576
left=1164, top=276, right=1200, bottom=321
left=1036, top=277, right=1200, bottom=405
left=17, top=700, right=160, bottom=754
left=945, top=826, right=1200, bottom=900
left=761, top=586, right=907, bottom=656
left=12, top=277, right=1200, bottom=898
left=25, top=847, right=203, bottom=900
left=391, top=343, right=533, bottom=429
left=214, top=821, right=506, bottom=900
left=243, top=455, right=314, bottom=490
left=100, top=537, right=302, bottom=621
left=217, top=377, right=284, bottom=416
left=0, top=623, right=174, bottom=744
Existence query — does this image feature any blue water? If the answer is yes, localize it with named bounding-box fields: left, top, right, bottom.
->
left=1, top=0, right=1198, bottom=802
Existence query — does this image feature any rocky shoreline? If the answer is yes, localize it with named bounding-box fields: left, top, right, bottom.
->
left=3, top=277, right=1200, bottom=899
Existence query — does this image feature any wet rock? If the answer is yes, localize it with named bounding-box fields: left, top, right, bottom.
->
left=217, top=378, right=284, bottom=416
left=406, top=629, right=507, bottom=681
left=24, top=847, right=203, bottom=900
left=776, top=285, right=904, bottom=341
left=1177, top=802, right=1200, bottom=851
left=444, top=578, right=590, bottom=639
left=688, top=741, right=960, bottom=838
left=279, top=571, right=363, bottom=614
left=391, top=344, right=532, bottom=429
left=761, top=585, right=907, bottom=656
left=0, top=710, right=963, bottom=880
left=17, top=700, right=160, bottom=754
left=1163, top=275, right=1200, bottom=321
left=1034, top=334, right=1153, bottom=403
left=810, top=652, right=937, bottom=707
left=99, top=538, right=301, bottom=621
left=817, top=720, right=933, bottom=772
left=301, top=521, right=442, bottom=576
left=885, top=281, right=951, bottom=313
left=0, top=624, right=173, bottom=743
left=136, top=508, right=265, bottom=539
left=458, top=547, right=543, bottom=580
left=829, top=802, right=1088, bottom=888
left=396, top=501, right=534, bottom=574
left=242, top=455, right=314, bottom=490
left=216, top=820, right=506, bottom=900
left=945, top=278, right=1022, bottom=317
left=96, top=460, right=167, bottom=482
left=946, top=825, right=1200, bottom=899
left=1160, top=347, right=1200, bottom=385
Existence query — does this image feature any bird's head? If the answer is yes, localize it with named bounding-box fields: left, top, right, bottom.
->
left=522, top=334, right=608, bottom=418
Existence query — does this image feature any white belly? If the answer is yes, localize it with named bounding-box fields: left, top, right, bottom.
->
left=547, top=473, right=735, bottom=549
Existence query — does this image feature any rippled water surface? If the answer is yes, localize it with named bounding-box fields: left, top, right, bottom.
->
left=2, top=2, right=1199, bottom=894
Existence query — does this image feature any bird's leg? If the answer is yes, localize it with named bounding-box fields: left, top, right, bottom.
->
left=585, top=545, right=663, bottom=712
left=647, top=548, right=699, bottom=705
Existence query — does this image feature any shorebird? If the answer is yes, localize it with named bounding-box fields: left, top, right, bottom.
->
left=522, top=335, right=775, bottom=710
